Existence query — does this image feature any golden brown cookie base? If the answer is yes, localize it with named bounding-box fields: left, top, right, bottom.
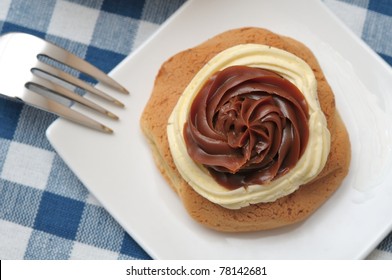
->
left=140, top=27, right=351, bottom=232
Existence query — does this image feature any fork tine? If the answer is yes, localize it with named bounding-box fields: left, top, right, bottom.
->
left=33, top=61, right=125, bottom=107
left=39, top=42, right=129, bottom=94
left=20, top=88, right=114, bottom=133
left=27, top=75, right=119, bottom=120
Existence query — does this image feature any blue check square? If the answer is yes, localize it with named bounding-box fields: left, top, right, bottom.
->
left=368, top=0, right=392, bottom=17
left=76, top=204, right=123, bottom=251
left=101, top=0, right=145, bottom=19
left=46, top=155, right=89, bottom=202
left=380, top=54, right=392, bottom=66
left=34, top=192, right=85, bottom=240
left=83, top=46, right=125, bottom=83
left=85, top=46, right=126, bottom=73
left=0, top=181, right=42, bottom=228
left=1, top=22, right=46, bottom=38
left=121, top=233, right=151, bottom=259
left=0, top=98, right=24, bottom=140
left=12, top=106, right=56, bottom=150
left=92, top=11, right=137, bottom=55
left=6, top=0, right=55, bottom=32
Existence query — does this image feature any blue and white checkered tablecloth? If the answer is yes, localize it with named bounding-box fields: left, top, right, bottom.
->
left=0, top=0, right=391, bottom=260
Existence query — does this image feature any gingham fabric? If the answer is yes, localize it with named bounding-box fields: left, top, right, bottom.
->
left=0, top=0, right=391, bottom=260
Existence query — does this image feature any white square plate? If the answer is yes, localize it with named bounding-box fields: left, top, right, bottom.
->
left=47, top=0, right=392, bottom=259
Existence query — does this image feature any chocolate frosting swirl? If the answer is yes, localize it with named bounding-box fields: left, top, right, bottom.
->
left=184, top=66, right=309, bottom=189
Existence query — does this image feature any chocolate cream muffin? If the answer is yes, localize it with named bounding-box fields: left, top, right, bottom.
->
left=140, top=27, right=351, bottom=232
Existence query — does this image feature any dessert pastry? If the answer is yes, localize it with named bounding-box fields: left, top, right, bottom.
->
left=140, top=27, right=351, bottom=232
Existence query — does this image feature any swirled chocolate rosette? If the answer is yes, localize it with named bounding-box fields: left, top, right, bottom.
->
left=184, top=65, right=310, bottom=188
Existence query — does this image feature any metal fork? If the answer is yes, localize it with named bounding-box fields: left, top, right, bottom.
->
left=0, top=32, right=129, bottom=134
